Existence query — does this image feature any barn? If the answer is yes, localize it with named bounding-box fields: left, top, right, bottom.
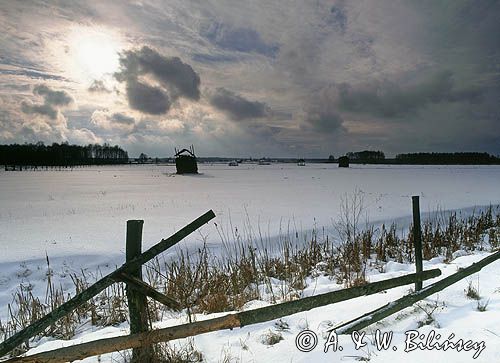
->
left=338, top=156, right=349, bottom=168
left=175, top=146, right=198, bottom=174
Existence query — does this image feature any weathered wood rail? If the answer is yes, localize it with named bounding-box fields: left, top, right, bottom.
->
left=0, top=210, right=216, bottom=358
left=5, top=269, right=441, bottom=363
left=334, top=249, right=500, bottom=334
left=4, top=198, right=495, bottom=362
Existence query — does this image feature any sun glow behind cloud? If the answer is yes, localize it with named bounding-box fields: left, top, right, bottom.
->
left=65, top=26, right=123, bottom=84
left=1, top=1, right=499, bottom=156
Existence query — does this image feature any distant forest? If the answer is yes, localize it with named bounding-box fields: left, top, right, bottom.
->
left=346, top=150, right=386, bottom=163
left=394, top=152, right=499, bottom=165
left=1, top=143, right=499, bottom=167
left=336, top=150, right=499, bottom=165
left=0, top=142, right=129, bottom=166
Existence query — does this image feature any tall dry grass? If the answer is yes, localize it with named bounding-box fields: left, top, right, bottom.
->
left=1, top=204, right=498, bottom=358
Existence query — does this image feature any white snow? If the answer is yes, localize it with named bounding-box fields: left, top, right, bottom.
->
left=1, top=163, right=499, bottom=262
left=19, top=252, right=500, bottom=363
left=1, top=163, right=499, bottom=362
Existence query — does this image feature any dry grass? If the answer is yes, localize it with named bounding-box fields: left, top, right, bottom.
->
left=260, top=330, right=284, bottom=345
left=476, top=299, right=489, bottom=312
left=118, top=339, right=203, bottom=363
left=1, top=204, right=498, bottom=356
left=465, top=280, right=481, bottom=300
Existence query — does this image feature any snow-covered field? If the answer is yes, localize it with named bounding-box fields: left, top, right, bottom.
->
left=1, top=163, right=499, bottom=362
left=2, top=163, right=499, bottom=263
left=24, top=252, right=500, bottom=363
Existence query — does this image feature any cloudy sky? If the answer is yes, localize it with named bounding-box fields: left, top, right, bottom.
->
left=0, top=0, right=499, bottom=157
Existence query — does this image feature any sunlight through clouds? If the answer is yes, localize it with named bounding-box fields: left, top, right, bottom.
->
left=0, top=1, right=498, bottom=157
left=64, top=25, right=125, bottom=85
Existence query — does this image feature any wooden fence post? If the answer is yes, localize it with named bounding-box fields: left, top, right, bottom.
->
left=126, top=220, right=152, bottom=362
left=412, top=196, right=423, bottom=291
left=0, top=210, right=215, bottom=359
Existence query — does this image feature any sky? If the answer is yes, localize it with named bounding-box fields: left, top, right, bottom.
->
left=0, top=0, right=499, bottom=158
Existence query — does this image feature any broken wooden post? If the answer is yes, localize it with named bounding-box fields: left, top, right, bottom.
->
left=412, top=196, right=423, bottom=291
left=118, top=272, right=180, bottom=310
left=125, top=220, right=152, bottom=362
left=0, top=210, right=215, bottom=358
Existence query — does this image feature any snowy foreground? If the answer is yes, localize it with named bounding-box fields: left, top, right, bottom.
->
left=22, top=252, right=500, bottom=362
left=1, top=163, right=500, bottom=361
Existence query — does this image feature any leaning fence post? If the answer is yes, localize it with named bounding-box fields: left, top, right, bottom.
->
left=0, top=211, right=215, bottom=358
left=126, top=220, right=152, bottom=361
left=412, top=196, right=423, bottom=291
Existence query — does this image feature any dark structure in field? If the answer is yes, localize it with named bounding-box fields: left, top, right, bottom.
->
left=175, top=146, right=198, bottom=174
left=338, top=156, right=349, bottom=168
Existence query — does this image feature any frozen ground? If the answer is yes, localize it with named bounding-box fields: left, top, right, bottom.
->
left=21, top=252, right=500, bottom=363
left=1, top=163, right=499, bottom=263
left=1, top=163, right=499, bottom=361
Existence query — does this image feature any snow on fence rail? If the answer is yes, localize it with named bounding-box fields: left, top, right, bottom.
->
left=2, top=202, right=498, bottom=362
left=334, top=250, right=500, bottom=334
left=0, top=207, right=443, bottom=362
left=4, top=271, right=441, bottom=362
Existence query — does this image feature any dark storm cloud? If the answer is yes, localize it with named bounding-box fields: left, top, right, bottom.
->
left=329, top=5, right=347, bottom=33
left=125, top=80, right=171, bottom=115
left=33, top=84, right=73, bottom=106
left=88, top=80, right=111, bottom=93
left=116, top=46, right=201, bottom=101
left=350, top=34, right=375, bottom=59
left=20, top=84, right=73, bottom=120
left=333, top=71, right=483, bottom=118
left=303, top=86, right=345, bottom=133
left=210, top=88, right=269, bottom=120
left=192, top=53, right=237, bottom=64
left=136, top=47, right=200, bottom=100
left=2, top=0, right=500, bottom=156
left=21, top=102, right=57, bottom=119
left=111, top=113, right=135, bottom=125
left=415, top=0, right=500, bottom=60
left=203, top=23, right=278, bottom=57
left=89, top=109, right=137, bottom=133
left=306, top=111, right=344, bottom=134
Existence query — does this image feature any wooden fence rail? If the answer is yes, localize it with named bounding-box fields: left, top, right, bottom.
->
left=5, top=269, right=441, bottom=363
left=0, top=210, right=216, bottom=358
left=4, top=198, right=494, bottom=362
left=335, top=250, right=500, bottom=334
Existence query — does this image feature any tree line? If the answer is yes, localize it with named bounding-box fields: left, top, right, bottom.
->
left=0, top=142, right=129, bottom=166
left=330, top=150, right=499, bottom=164
left=395, top=152, right=499, bottom=165
left=346, top=150, right=386, bottom=163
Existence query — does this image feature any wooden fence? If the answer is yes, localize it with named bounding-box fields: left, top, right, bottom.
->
left=0, top=210, right=216, bottom=359
left=5, top=270, right=441, bottom=362
left=1, top=199, right=499, bottom=362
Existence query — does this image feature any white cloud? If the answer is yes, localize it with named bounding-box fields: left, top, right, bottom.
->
left=0, top=0, right=498, bottom=156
